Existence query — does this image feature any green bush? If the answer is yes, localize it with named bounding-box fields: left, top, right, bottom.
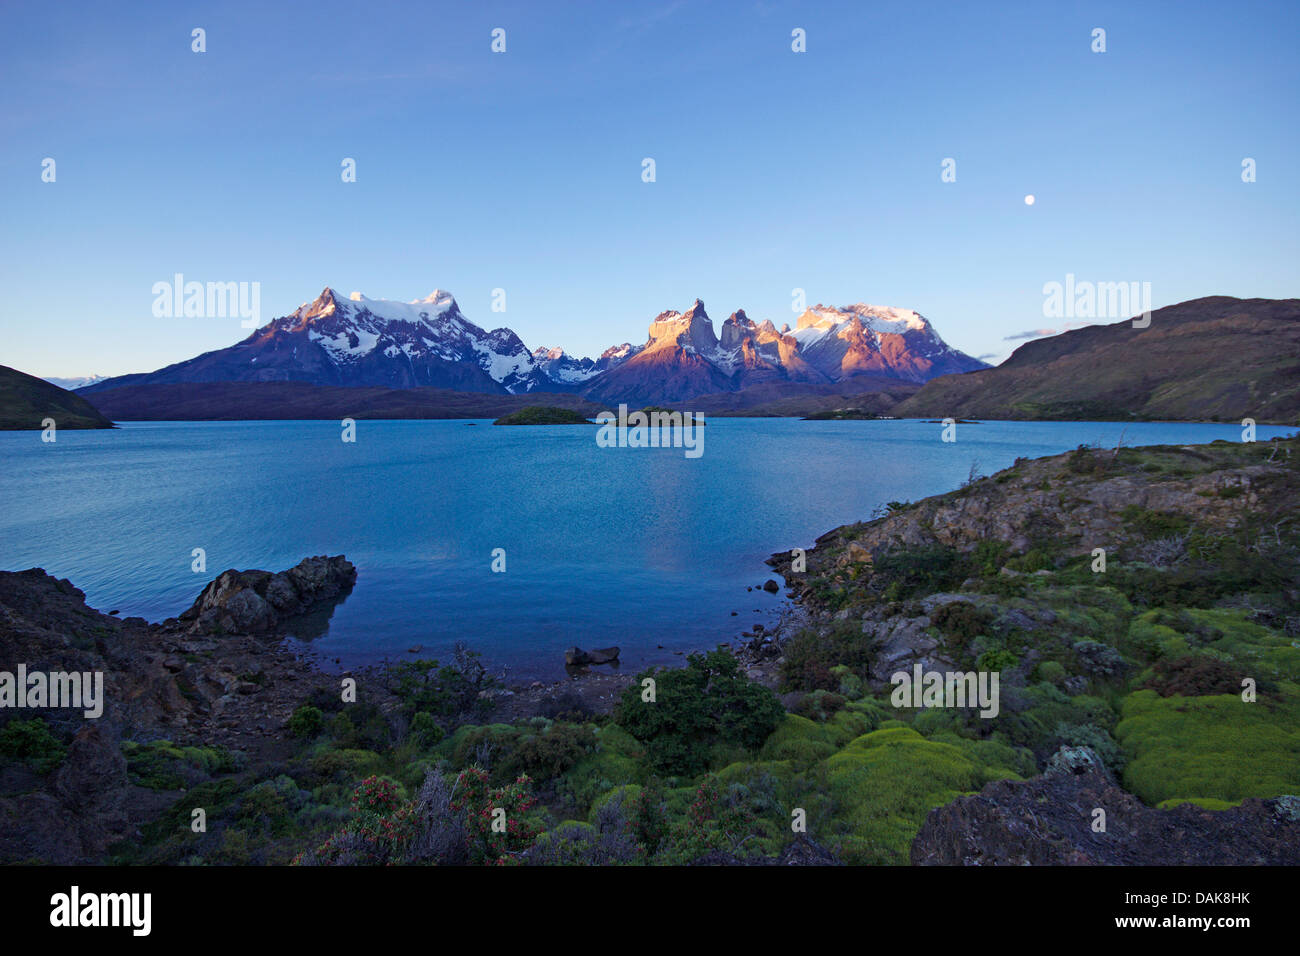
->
left=615, top=652, right=784, bottom=777
left=780, top=621, right=873, bottom=692
left=0, top=718, right=66, bottom=773
left=288, top=705, right=324, bottom=738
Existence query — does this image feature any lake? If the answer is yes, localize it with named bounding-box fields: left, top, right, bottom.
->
left=1, top=418, right=1293, bottom=680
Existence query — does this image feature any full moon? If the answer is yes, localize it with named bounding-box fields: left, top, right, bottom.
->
left=1024, top=194, right=1036, bottom=205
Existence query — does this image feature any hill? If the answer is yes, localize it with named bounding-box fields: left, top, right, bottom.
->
left=0, top=364, right=114, bottom=430
left=895, top=296, right=1300, bottom=423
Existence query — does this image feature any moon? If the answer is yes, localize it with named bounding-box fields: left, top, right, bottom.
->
left=1024, top=194, right=1036, bottom=205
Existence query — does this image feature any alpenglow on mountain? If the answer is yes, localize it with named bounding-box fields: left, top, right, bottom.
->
left=82, top=287, right=988, bottom=405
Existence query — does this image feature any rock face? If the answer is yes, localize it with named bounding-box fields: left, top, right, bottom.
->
left=0, top=557, right=359, bottom=863
left=179, top=555, right=356, bottom=635
left=770, top=441, right=1290, bottom=588
left=910, top=746, right=1300, bottom=865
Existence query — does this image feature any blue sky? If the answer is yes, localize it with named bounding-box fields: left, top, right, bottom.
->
left=1, top=0, right=1297, bottom=378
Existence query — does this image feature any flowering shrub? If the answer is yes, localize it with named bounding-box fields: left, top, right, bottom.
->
left=297, top=775, right=413, bottom=865
left=452, top=766, right=542, bottom=865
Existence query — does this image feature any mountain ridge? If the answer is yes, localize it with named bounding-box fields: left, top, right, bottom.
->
left=79, top=286, right=987, bottom=406
left=895, top=296, right=1300, bottom=423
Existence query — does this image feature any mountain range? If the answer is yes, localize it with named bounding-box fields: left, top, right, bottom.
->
left=79, top=287, right=988, bottom=407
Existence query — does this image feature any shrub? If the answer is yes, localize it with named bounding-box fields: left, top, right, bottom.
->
left=1037, top=660, right=1067, bottom=685
left=408, top=711, right=444, bottom=747
left=0, top=718, right=66, bottom=773
left=1143, top=654, right=1244, bottom=697
left=385, top=643, right=497, bottom=724
left=288, top=705, right=324, bottom=738
left=930, top=601, right=994, bottom=654
left=616, top=651, right=784, bottom=777
left=870, top=544, right=967, bottom=598
left=780, top=621, right=873, bottom=692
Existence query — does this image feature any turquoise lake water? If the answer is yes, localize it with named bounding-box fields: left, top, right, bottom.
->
left=1, top=418, right=1292, bottom=679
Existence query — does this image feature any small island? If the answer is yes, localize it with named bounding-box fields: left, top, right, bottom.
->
left=492, top=405, right=595, bottom=425
left=802, top=407, right=883, bottom=421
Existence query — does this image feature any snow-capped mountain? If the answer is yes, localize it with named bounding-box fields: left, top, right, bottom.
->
left=578, top=300, right=988, bottom=404
left=84, top=288, right=560, bottom=394
left=529, top=342, right=640, bottom=385
left=43, top=374, right=107, bottom=390
left=787, top=304, right=984, bottom=383
left=82, top=286, right=986, bottom=405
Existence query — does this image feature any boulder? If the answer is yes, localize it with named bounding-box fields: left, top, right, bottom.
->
left=180, top=555, right=356, bottom=635
left=565, top=646, right=620, bottom=667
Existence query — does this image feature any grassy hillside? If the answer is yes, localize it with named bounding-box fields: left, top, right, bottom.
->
left=896, top=296, right=1300, bottom=423
left=0, top=364, right=114, bottom=430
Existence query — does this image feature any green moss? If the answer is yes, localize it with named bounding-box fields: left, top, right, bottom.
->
left=1155, top=796, right=1239, bottom=811
left=821, top=726, right=1018, bottom=865
left=561, top=724, right=644, bottom=813
left=1116, top=689, right=1300, bottom=805
left=121, top=739, right=240, bottom=790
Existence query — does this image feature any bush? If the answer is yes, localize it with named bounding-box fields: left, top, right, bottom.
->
left=1037, top=660, right=1067, bottom=685
left=930, top=601, right=994, bottom=655
left=616, top=651, right=785, bottom=777
left=1143, top=654, right=1243, bottom=697
left=288, top=705, right=324, bottom=738
left=408, top=711, right=444, bottom=747
left=0, top=718, right=66, bottom=773
left=780, top=621, right=873, bottom=692
left=870, top=544, right=967, bottom=598
left=385, top=643, right=497, bottom=724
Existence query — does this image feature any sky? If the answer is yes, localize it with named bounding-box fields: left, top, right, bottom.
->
left=1, top=0, right=1297, bottom=378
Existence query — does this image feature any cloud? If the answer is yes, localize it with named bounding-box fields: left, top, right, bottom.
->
left=1004, top=328, right=1060, bottom=341
left=975, top=353, right=999, bottom=361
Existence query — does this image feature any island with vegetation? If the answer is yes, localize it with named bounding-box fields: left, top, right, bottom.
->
left=492, top=406, right=595, bottom=426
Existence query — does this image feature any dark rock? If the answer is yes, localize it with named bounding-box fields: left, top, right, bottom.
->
left=180, top=555, right=355, bottom=636
left=762, top=579, right=780, bottom=593
left=565, top=646, right=620, bottom=666
left=911, top=745, right=1300, bottom=865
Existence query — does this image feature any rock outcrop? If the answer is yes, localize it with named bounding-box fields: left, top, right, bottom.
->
left=0, top=557, right=358, bottom=864
left=911, top=746, right=1300, bottom=865
left=179, top=555, right=355, bottom=635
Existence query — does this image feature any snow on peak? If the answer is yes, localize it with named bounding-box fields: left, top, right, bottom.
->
left=795, top=303, right=930, bottom=336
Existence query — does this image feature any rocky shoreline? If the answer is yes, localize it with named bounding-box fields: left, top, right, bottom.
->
left=4, top=436, right=1299, bottom=865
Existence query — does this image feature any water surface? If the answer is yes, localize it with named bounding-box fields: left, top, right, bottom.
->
left=1, top=418, right=1291, bottom=679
